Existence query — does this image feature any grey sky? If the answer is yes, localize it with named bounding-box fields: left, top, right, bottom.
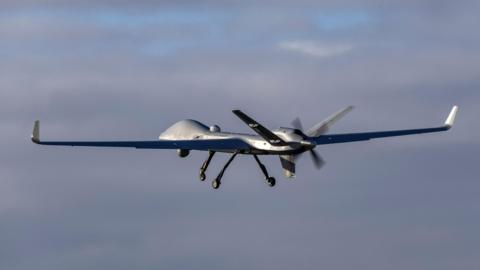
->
left=1, top=1, right=479, bottom=270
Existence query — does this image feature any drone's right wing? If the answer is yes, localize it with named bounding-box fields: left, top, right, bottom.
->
left=31, top=121, right=252, bottom=151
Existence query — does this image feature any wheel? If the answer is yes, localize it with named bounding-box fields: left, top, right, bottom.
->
left=212, top=179, right=221, bottom=189
left=267, top=177, right=276, bottom=187
left=199, top=172, right=206, bottom=181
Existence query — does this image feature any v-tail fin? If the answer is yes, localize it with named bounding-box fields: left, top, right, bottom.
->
left=280, top=155, right=296, bottom=178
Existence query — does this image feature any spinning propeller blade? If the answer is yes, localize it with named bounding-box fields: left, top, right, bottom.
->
left=291, top=117, right=304, bottom=131
left=309, top=149, right=326, bottom=170
left=291, top=117, right=326, bottom=170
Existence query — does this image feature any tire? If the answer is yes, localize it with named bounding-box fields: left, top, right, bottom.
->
left=267, top=177, right=276, bottom=187
left=212, top=179, right=221, bottom=189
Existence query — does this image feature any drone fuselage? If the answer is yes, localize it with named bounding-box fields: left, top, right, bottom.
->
left=158, top=119, right=314, bottom=155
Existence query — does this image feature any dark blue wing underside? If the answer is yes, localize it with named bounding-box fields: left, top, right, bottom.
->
left=314, top=126, right=449, bottom=145
left=35, top=139, right=252, bottom=150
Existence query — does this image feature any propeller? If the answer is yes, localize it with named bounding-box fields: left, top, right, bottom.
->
left=291, top=117, right=326, bottom=170
left=291, top=117, right=304, bottom=131
left=309, top=147, right=326, bottom=169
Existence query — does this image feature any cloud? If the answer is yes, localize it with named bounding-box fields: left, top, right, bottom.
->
left=278, top=40, right=353, bottom=58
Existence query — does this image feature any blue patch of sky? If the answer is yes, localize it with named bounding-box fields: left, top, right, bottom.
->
left=0, top=7, right=230, bottom=25
left=314, top=10, right=376, bottom=31
left=91, top=9, right=232, bottom=56
left=0, top=7, right=233, bottom=56
left=93, top=9, right=229, bottom=28
left=0, top=7, right=377, bottom=57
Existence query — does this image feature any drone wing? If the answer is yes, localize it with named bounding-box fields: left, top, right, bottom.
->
left=30, top=121, right=251, bottom=151
left=313, top=106, right=458, bottom=145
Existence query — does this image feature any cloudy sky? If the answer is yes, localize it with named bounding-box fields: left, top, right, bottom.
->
left=1, top=1, right=479, bottom=269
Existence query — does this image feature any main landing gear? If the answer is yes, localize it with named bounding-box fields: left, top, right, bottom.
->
left=211, top=152, right=238, bottom=189
left=199, top=151, right=215, bottom=181
left=199, top=152, right=276, bottom=189
left=253, top=155, right=276, bottom=187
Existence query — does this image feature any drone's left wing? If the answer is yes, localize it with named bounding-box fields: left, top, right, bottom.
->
left=30, top=121, right=251, bottom=151
left=313, top=106, right=458, bottom=145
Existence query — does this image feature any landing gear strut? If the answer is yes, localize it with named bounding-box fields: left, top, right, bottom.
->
left=212, top=152, right=238, bottom=189
left=253, top=155, right=276, bottom=187
left=199, top=151, right=215, bottom=181
left=200, top=152, right=275, bottom=189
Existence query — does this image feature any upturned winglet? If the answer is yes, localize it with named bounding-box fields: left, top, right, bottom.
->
left=31, top=120, right=40, bottom=143
left=444, top=106, right=459, bottom=129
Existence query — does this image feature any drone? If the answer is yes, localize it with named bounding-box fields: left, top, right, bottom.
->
left=32, top=106, right=458, bottom=189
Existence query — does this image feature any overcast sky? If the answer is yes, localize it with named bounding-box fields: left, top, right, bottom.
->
left=1, top=1, right=479, bottom=269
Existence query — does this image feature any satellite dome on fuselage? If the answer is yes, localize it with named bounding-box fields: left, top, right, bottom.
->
left=159, top=119, right=209, bottom=140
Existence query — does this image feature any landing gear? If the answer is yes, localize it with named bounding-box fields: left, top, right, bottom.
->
left=211, top=152, right=238, bottom=190
left=212, top=179, right=221, bottom=189
left=253, top=155, right=276, bottom=187
left=199, top=151, right=215, bottom=181
left=267, top=177, right=276, bottom=187
left=198, top=152, right=276, bottom=189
